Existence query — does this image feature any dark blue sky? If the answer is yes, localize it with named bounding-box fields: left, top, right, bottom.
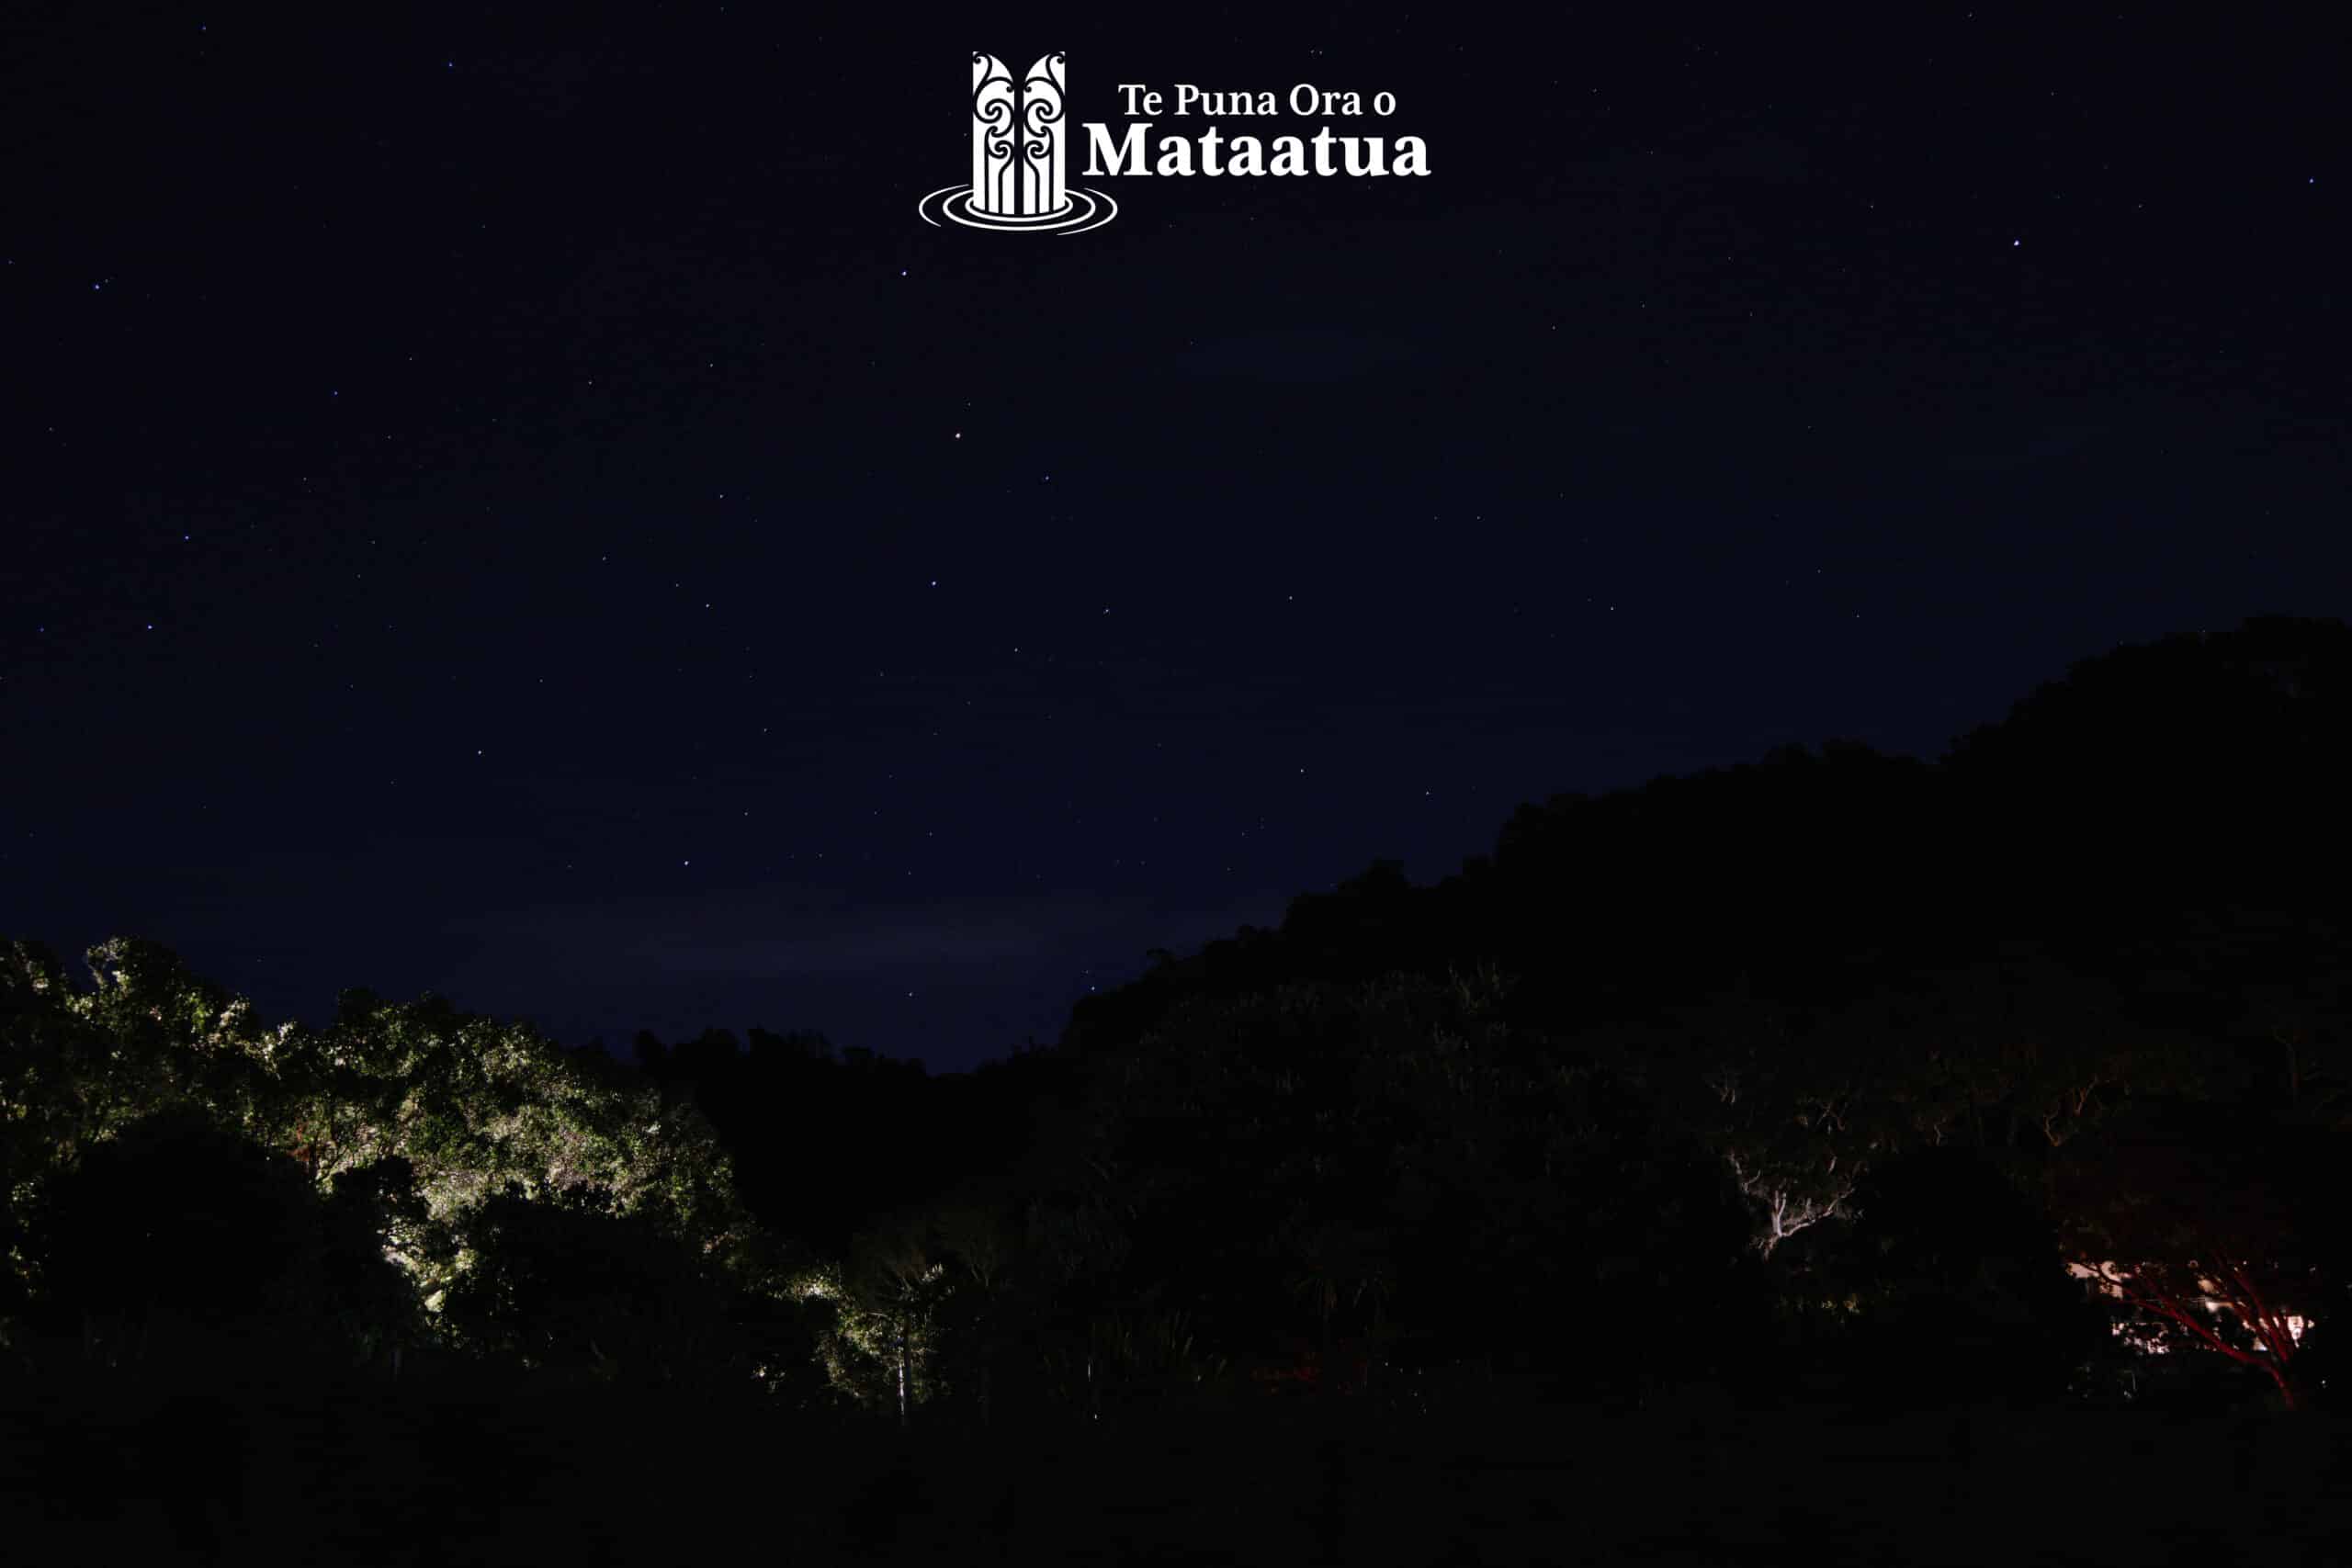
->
left=6, top=5, right=2343, bottom=1067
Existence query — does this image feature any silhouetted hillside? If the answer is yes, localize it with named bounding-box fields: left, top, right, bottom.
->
left=1064, top=616, right=2352, bottom=1066
left=11, top=618, right=2352, bottom=1564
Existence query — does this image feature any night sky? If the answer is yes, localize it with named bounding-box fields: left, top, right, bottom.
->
left=6, top=6, right=2344, bottom=1069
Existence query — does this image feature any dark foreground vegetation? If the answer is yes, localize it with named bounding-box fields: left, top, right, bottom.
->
left=9, top=616, right=2352, bottom=1562
left=11, top=1362, right=2352, bottom=1565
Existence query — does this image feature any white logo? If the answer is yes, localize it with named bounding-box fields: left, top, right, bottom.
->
left=917, top=52, right=1119, bottom=234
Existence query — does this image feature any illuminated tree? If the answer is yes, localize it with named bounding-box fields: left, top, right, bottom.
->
left=2, top=938, right=793, bottom=1387
left=815, top=1215, right=957, bottom=1423
left=2052, top=1100, right=2336, bottom=1409
left=1603, top=998, right=1875, bottom=1258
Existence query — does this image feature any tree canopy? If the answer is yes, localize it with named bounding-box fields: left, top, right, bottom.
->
left=10, top=617, right=2352, bottom=1423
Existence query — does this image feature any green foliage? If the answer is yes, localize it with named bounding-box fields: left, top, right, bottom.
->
left=797, top=1247, right=954, bottom=1411
left=0, top=937, right=799, bottom=1389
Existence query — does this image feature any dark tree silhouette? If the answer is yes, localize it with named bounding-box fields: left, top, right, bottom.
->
left=1834, top=1145, right=2107, bottom=1404
left=30, top=1106, right=323, bottom=1370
